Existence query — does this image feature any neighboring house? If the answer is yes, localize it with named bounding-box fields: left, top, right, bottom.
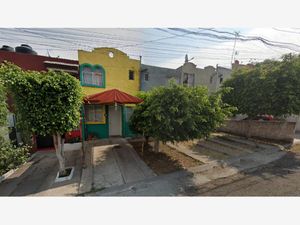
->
left=231, top=59, right=255, bottom=70
left=78, top=47, right=141, bottom=139
left=140, top=55, right=232, bottom=92
left=0, top=44, right=80, bottom=150
left=140, top=64, right=178, bottom=91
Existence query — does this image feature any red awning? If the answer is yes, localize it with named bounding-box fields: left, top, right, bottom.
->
left=84, top=89, right=143, bottom=105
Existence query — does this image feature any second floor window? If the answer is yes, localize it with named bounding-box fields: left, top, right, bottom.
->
left=183, top=73, right=195, bottom=87
left=144, top=73, right=149, bottom=81
left=81, top=64, right=105, bottom=87
left=129, top=70, right=134, bottom=80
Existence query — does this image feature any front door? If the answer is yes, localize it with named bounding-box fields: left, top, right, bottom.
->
left=109, top=105, right=122, bottom=136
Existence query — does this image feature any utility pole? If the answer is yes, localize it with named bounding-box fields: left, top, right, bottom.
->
left=231, top=31, right=239, bottom=66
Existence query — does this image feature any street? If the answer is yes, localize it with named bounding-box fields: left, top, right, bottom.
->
left=186, top=151, right=300, bottom=196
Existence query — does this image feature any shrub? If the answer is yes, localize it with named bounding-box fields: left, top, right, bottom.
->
left=130, top=82, right=234, bottom=150
left=0, top=142, right=30, bottom=176
left=222, top=53, right=300, bottom=118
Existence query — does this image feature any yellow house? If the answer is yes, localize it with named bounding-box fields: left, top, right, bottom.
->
left=78, top=48, right=141, bottom=139
left=79, top=47, right=140, bottom=96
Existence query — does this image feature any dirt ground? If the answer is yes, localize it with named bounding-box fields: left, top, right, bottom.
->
left=129, top=140, right=202, bottom=175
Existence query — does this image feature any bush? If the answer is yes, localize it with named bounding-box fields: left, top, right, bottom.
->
left=0, top=142, right=30, bottom=176
left=222, top=53, right=300, bottom=118
left=130, top=82, right=235, bottom=144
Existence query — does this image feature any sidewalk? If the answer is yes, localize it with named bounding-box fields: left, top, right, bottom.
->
left=88, top=139, right=286, bottom=196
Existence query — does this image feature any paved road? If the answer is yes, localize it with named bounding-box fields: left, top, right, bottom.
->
left=185, top=151, right=300, bottom=196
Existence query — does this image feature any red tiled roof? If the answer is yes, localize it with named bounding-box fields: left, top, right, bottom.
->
left=84, top=89, right=143, bottom=105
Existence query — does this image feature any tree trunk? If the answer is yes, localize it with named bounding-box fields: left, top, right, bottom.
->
left=53, top=133, right=66, bottom=175
left=145, top=136, right=149, bottom=146
left=153, top=139, right=160, bottom=152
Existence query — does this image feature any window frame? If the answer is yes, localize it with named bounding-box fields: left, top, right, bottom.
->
left=84, top=104, right=106, bottom=124
left=80, top=63, right=106, bottom=88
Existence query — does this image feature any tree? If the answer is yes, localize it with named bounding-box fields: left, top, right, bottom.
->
left=0, top=62, right=83, bottom=175
left=222, top=53, right=300, bottom=118
left=130, top=82, right=234, bottom=151
left=0, top=79, right=8, bottom=142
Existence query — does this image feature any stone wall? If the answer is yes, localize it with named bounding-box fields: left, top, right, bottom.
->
left=218, top=120, right=296, bottom=143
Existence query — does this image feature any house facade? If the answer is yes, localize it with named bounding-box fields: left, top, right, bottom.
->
left=140, top=64, right=179, bottom=91
left=141, top=55, right=232, bottom=92
left=78, top=47, right=141, bottom=140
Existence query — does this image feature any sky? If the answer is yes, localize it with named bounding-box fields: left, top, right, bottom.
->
left=0, top=28, right=300, bottom=69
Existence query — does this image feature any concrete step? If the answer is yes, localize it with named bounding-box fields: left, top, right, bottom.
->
left=216, top=135, right=269, bottom=151
left=209, top=137, right=255, bottom=154
left=197, top=140, right=244, bottom=157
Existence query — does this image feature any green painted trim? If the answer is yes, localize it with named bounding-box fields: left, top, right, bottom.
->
left=121, top=105, right=125, bottom=137
left=80, top=63, right=106, bottom=88
left=105, top=105, right=109, bottom=137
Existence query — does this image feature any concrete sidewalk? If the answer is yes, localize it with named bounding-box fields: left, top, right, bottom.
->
left=79, top=138, right=156, bottom=194
left=0, top=149, right=83, bottom=196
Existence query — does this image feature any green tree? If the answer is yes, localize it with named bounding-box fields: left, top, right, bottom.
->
left=0, top=79, right=7, bottom=127
left=222, top=53, right=300, bottom=118
left=130, top=82, right=234, bottom=151
left=0, top=79, right=8, bottom=143
left=0, top=62, right=83, bottom=175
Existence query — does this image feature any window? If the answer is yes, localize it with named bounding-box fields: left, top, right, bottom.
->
left=219, top=74, right=223, bottom=84
left=81, top=64, right=105, bottom=87
left=108, top=51, right=114, bottom=58
left=85, top=105, right=106, bottom=123
left=93, top=67, right=103, bottom=86
left=129, top=70, right=134, bottom=80
left=210, top=76, right=213, bottom=84
left=144, top=73, right=149, bottom=81
left=82, top=66, right=93, bottom=85
left=183, top=73, right=195, bottom=87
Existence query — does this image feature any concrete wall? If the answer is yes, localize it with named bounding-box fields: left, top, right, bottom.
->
left=78, top=47, right=140, bottom=96
left=218, top=120, right=296, bottom=143
left=286, top=115, right=300, bottom=132
left=140, top=64, right=178, bottom=91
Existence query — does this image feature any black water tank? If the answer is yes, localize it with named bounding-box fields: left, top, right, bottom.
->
left=15, top=44, right=37, bottom=55
left=0, top=45, right=15, bottom=52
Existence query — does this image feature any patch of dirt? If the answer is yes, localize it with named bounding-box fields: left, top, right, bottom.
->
left=129, top=140, right=202, bottom=175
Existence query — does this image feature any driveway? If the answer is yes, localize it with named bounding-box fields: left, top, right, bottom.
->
left=79, top=138, right=156, bottom=194
left=0, top=138, right=156, bottom=196
left=0, top=149, right=83, bottom=196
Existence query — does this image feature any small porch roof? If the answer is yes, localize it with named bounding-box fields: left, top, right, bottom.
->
left=84, top=89, right=143, bottom=105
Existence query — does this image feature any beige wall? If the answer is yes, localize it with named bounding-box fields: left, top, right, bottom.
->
left=218, top=120, right=296, bottom=143
left=177, top=62, right=232, bottom=92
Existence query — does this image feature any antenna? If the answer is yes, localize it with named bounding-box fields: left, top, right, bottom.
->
left=231, top=31, right=240, bottom=65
